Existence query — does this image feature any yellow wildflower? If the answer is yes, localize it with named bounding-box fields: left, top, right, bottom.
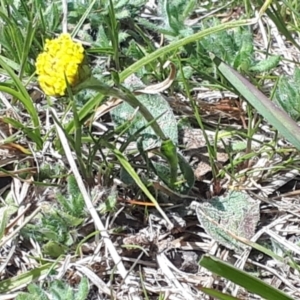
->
left=36, top=33, right=88, bottom=97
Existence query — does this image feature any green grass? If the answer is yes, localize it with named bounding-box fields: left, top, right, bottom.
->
left=0, top=0, right=300, bottom=299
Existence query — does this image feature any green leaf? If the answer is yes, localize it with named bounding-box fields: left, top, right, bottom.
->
left=75, top=277, right=89, bottom=300
left=177, top=151, right=195, bottom=192
left=249, top=55, right=281, bottom=72
left=0, top=263, right=54, bottom=293
left=16, top=287, right=48, bottom=300
left=57, top=210, right=84, bottom=227
left=111, top=75, right=178, bottom=148
left=43, top=241, right=66, bottom=258
left=16, top=294, right=32, bottom=300
left=102, top=141, right=173, bottom=228
left=273, top=67, right=300, bottom=122
left=67, top=175, right=81, bottom=201
left=161, top=139, right=178, bottom=187
left=26, top=284, right=48, bottom=300
left=0, top=207, right=9, bottom=240
left=192, top=191, right=259, bottom=253
left=200, top=255, right=294, bottom=300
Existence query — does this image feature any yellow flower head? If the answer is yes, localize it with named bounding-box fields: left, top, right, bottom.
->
left=36, top=33, right=88, bottom=97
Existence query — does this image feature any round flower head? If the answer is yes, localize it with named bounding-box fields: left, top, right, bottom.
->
left=36, top=33, right=88, bottom=97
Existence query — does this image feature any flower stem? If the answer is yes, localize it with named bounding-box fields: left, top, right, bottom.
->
left=74, top=76, right=168, bottom=140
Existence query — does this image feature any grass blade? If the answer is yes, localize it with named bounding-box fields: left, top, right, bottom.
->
left=200, top=288, right=241, bottom=300
left=214, top=56, right=300, bottom=150
left=200, top=255, right=294, bottom=300
left=0, top=263, right=54, bottom=293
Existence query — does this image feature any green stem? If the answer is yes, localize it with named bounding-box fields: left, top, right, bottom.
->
left=74, top=76, right=167, bottom=140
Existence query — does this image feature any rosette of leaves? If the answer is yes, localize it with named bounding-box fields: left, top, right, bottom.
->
left=22, top=175, right=86, bottom=258
left=191, top=191, right=260, bottom=253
